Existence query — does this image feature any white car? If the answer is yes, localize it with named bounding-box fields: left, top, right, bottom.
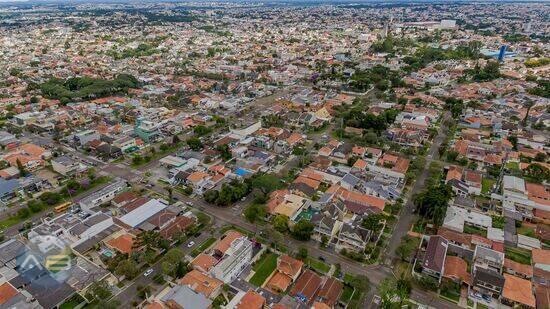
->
left=187, top=241, right=195, bottom=248
left=144, top=269, right=154, bottom=277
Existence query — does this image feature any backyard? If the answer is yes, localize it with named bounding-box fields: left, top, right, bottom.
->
left=190, top=237, right=216, bottom=257
left=505, top=247, right=531, bottom=265
left=249, top=252, right=278, bottom=287
left=306, top=257, right=331, bottom=274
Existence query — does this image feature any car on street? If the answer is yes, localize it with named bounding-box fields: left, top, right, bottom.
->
left=187, top=241, right=195, bottom=248
left=144, top=269, right=154, bottom=277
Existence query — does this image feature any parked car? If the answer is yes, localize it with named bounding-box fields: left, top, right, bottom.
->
left=144, top=269, right=154, bottom=277
left=187, top=241, right=195, bottom=248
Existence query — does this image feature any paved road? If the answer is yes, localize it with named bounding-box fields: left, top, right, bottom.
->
left=145, top=182, right=458, bottom=309
left=113, top=231, right=212, bottom=308
left=384, top=111, right=451, bottom=262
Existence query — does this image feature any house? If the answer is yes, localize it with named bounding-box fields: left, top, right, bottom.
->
left=231, top=290, right=266, bottom=309
left=0, top=178, right=21, bottom=201
left=442, top=206, right=491, bottom=233
left=51, top=155, right=82, bottom=176
left=443, top=256, right=471, bottom=285
left=335, top=221, right=371, bottom=254
left=503, top=258, right=533, bottom=279
left=502, top=176, right=550, bottom=219
left=158, top=284, right=213, bottom=309
left=266, top=255, right=304, bottom=294
left=532, top=249, right=550, bottom=272
left=422, top=235, right=448, bottom=283
left=501, top=274, right=536, bottom=308
left=290, top=270, right=323, bottom=305
left=191, top=254, right=219, bottom=273
left=316, top=277, right=343, bottom=307
left=313, top=215, right=342, bottom=245
left=473, top=245, right=504, bottom=274
left=78, top=178, right=127, bottom=210
left=106, top=233, right=136, bottom=255
left=74, top=129, right=101, bottom=147
left=186, top=171, right=212, bottom=193
left=179, top=270, right=223, bottom=299
left=112, top=191, right=139, bottom=208
left=472, top=267, right=505, bottom=298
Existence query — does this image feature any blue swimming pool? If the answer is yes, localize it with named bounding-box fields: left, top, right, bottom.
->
left=235, top=168, right=251, bottom=176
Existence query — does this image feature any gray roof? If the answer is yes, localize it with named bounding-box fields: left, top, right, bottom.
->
left=53, top=155, right=77, bottom=166
left=0, top=239, right=26, bottom=265
left=161, top=285, right=212, bottom=309
left=341, top=173, right=360, bottom=188
left=474, top=268, right=505, bottom=289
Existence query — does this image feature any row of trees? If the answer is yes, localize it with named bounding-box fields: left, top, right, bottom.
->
left=38, top=74, right=139, bottom=103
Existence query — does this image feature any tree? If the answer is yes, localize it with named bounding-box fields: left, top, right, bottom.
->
left=204, top=189, right=219, bottom=204
left=291, top=219, right=314, bottom=241
left=162, top=248, right=186, bottom=277
left=273, top=215, right=289, bottom=233
left=508, top=135, right=518, bottom=150
left=251, top=174, right=282, bottom=196
left=362, top=213, right=384, bottom=233
left=17, top=208, right=30, bottom=219
left=187, top=137, right=203, bottom=151
left=395, top=235, right=419, bottom=261
left=524, top=163, right=550, bottom=183
left=379, top=276, right=410, bottom=308
left=165, top=186, right=173, bottom=202
left=414, top=184, right=453, bottom=226
left=135, top=230, right=161, bottom=250
left=115, top=259, right=139, bottom=279
left=193, top=125, right=212, bottom=136
left=244, top=203, right=267, bottom=223
left=172, top=134, right=180, bottom=145
left=216, top=144, right=232, bottom=161
left=85, top=281, right=113, bottom=303
left=296, top=246, right=308, bottom=260
left=16, top=159, right=27, bottom=176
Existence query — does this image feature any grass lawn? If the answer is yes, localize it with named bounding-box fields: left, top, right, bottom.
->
left=307, top=258, right=330, bottom=274
left=517, top=225, right=536, bottom=238
left=505, top=247, right=531, bottom=265
left=344, top=273, right=355, bottom=284
left=131, top=143, right=182, bottom=168
left=481, top=178, right=495, bottom=194
left=190, top=238, right=216, bottom=257
left=477, top=302, right=489, bottom=309
left=440, top=288, right=460, bottom=303
left=340, top=285, right=354, bottom=304
left=506, top=162, right=520, bottom=171
left=249, top=253, right=278, bottom=287
left=0, top=216, right=22, bottom=229
left=463, top=225, right=487, bottom=237
left=59, top=294, right=85, bottom=309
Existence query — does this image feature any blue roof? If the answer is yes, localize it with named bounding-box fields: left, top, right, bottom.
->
left=0, top=178, right=21, bottom=197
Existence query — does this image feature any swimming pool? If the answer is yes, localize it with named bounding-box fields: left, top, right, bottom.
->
left=235, top=167, right=251, bottom=176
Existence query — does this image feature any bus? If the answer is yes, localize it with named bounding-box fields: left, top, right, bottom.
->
left=54, top=202, right=72, bottom=213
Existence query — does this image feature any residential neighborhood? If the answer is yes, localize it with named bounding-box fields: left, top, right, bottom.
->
left=0, top=1, right=548, bottom=309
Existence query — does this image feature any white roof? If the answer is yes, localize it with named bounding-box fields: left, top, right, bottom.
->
left=118, top=199, right=168, bottom=228
left=443, top=206, right=492, bottom=232
left=487, top=227, right=504, bottom=242
left=503, top=176, right=525, bottom=193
